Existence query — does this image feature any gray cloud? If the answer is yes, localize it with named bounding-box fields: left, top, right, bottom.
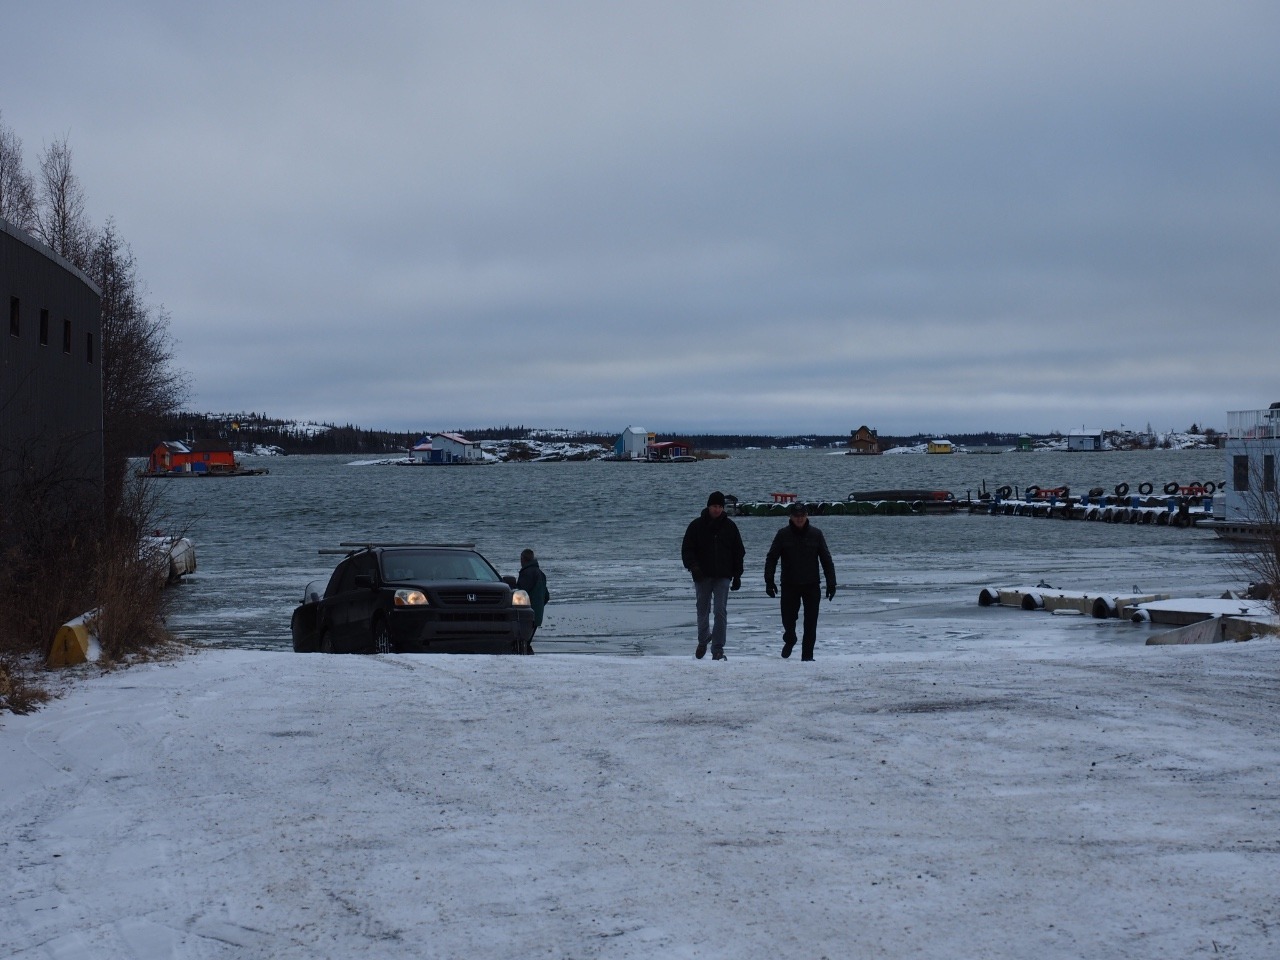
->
left=4, top=2, right=1277, bottom=434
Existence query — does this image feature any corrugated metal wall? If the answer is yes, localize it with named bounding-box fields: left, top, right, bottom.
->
left=0, top=217, right=103, bottom=494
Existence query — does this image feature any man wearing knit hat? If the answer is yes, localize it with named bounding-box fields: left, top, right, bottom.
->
left=680, top=490, right=746, bottom=660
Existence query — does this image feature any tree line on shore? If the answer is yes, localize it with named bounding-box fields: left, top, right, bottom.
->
left=155, top=413, right=1179, bottom=456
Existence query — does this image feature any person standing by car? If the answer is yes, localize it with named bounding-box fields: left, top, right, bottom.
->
left=765, top=502, right=837, bottom=661
left=681, top=491, right=746, bottom=661
left=516, top=548, right=550, bottom=654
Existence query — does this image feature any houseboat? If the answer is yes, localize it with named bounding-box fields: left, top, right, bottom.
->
left=646, top=440, right=697, bottom=463
left=139, top=439, right=268, bottom=477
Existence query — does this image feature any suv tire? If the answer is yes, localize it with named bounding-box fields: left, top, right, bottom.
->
left=372, top=619, right=393, bottom=654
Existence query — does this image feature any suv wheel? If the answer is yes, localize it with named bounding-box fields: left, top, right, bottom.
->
left=372, top=619, right=393, bottom=654
left=319, top=628, right=335, bottom=654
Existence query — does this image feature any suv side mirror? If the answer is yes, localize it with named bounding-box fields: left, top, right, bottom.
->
left=354, top=572, right=376, bottom=589
left=501, top=575, right=517, bottom=587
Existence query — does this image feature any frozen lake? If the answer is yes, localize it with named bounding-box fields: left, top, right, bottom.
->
left=154, top=447, right=1239, bottom=656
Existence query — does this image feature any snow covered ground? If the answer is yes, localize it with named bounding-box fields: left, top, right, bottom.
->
left=2, top=640, right=1277, bottom=959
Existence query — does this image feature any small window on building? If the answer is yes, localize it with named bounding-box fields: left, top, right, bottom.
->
left=1266, top=454, right=1276, bottom=493
left=1233, top=455, right=1250, bottom=492
left=9, top=296, right=18, bottom=337
left=86, top=331, right=94, bottom=363
left=39, top=309, right=49, bottom=345
left=62, top=318, right=72, bottom=354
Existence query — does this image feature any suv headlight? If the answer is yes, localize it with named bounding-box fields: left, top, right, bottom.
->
left=394, top=589, right=429, bottom=606
left=512, top=589, right=531, bottom=606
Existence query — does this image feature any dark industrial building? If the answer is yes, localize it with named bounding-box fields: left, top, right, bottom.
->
left=1, top=216, right=103, bottom=496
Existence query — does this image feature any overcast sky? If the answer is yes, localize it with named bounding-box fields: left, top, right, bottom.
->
left=4, top=2, right=1277, bottom=435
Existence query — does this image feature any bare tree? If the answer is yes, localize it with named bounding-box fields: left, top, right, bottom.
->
left=88, top=220, right=188, bottom=504
left=34, top=135, right=92, bottom=267
left=1, top=126, right=185, bottom=689
left=0, top=112, right=36, bottom=230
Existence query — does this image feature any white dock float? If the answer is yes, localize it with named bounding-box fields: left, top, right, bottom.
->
left=1129, top=597, right=1273, bottom=627
left=979, top=586, right=1168, bottom=619
left=143, top=535, right=197, bottom=584
left=1145, top=615, right=1276, bottom=645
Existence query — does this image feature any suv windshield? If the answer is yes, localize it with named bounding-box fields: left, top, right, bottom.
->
left=378, top=550, right=501, bottom=583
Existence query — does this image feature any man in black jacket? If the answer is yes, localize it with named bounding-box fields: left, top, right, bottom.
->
left=764, top=502, right=837, bottom=660
left=681, top=491, right=746, bottom=661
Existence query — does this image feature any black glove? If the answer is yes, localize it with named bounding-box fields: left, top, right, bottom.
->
left=766, top=582, right=777, bottom=598
left=826, top=583, right=837, bottom=601
left=731, top=576, right=741, bottom=592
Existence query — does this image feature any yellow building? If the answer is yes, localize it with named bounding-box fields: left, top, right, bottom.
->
left=927, top=439, right=954, bottom=454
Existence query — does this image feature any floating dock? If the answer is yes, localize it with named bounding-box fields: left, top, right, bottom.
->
left=730, top=490, right=958, bottom=517
left=729, top=478, right=1223, bottom=528
left=972, top=492, right=1214, bottom=527
left=978, top=586, right=1169, bottom=619
left=979, top=585, right=1277, bottom=643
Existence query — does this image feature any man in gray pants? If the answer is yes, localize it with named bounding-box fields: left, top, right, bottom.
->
left=681, top=491, right=746, bottom=661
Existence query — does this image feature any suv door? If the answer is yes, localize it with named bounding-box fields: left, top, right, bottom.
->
left=345, top=552, right=382, bottom=649
left=324, top=553, right=379, bottom=651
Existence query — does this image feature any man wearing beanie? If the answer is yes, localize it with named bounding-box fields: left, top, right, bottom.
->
left=680, top=491, right=746, bottom=660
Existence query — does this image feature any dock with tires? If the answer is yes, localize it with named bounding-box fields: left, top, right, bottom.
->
left=971, top=481, right=1219, bottom=528
left=979, top=585, right=1170, bottom=618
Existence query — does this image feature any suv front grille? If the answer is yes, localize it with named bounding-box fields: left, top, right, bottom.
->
left=436, top=589, right=504, bottom=607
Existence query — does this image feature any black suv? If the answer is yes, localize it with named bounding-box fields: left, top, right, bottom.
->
left=291, top=544, right=535, bottom=654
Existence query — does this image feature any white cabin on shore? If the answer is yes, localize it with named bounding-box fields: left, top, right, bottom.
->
left=615, top=426, right=651, bottom=460
left=1068, top=429, right=1104, bottom=452
left=1223, top=404, right=1280, bottom=522
left=432, top=432, right=483, bottom=464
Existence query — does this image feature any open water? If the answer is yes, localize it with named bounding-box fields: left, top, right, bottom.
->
left=156, top=447, right=1238, bottom=658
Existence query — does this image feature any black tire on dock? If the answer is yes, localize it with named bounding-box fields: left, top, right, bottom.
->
left=996, top=485, right=1012, bottom=499
left=978, top=587, right=1000, bottom=606
left=1020, top=593, right=1043, bottom=611
left=1138, top=482, right=1153, bottom=495
left=1203, top=481, right=1217, bottom=495
left=1114, top=482, right=1129, bottom=497
left=1025, top=485, right=1041, bottom=499
left=1091, top=596, right=1117, bottom=619
left=1164, top=481, right=1180, bottom=495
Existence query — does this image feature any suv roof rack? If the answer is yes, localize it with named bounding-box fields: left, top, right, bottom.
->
left=319, top=542, right=477, bottom=555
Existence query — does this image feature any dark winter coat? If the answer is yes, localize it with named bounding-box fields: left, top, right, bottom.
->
left=681, top=509, right=746, bottom=581
left=765, top=521, right=836, bottom=588
left=516, top=560, right=551, bottom=627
